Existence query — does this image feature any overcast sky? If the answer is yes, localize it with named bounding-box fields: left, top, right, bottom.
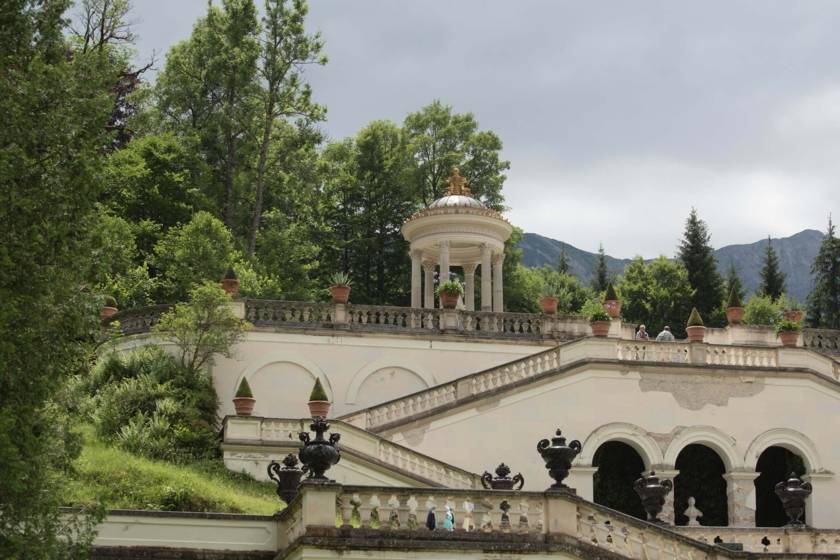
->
left=131, top=0, right=839, bottom=258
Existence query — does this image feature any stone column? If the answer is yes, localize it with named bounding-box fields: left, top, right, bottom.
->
left=492, top=252, right=505, bottom=312
left=463, top=263, right=478, bottom=311
left=804, top=472, right=834, bottom=529
left=423, top=261, right=435, bottom=309
left=724, top=471, right=759, bottom=527
left=481, top=244, right=492, bottom=311
left=656, top=469, right=679, bottom=525
left=438, top=240, right=450, bottom=309
left=410, top=250, right=422, bottom=309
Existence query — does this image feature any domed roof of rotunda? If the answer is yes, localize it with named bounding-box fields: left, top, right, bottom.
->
left=403, top=167, right=509, bottom=225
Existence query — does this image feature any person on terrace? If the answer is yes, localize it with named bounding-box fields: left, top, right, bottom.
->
left=635, top=324, right=650, bottom=340
left=656, top=325, right=675, bottom=342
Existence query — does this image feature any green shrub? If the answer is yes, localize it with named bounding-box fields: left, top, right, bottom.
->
left=86, top=347, right=219, bottom=462
left=776, top=319, right=802, bottom=334
left=581, top=298, right=609, bottom=321
left=726, top=287, right=742, bottom=308
left=743, top=294, right=781, bottom=326
left=235, top=378, right=253, bottom=398
left=103, top=295, right=118, bottom=307
left=604, top=282, right=618, bottom=301
left=777, top=293, right=802, bottom=312
left=687, top=307, right=704, bottom=327
left=309, top=378, right=328, bottom=401
left=435, top=280, right=464, bottom=296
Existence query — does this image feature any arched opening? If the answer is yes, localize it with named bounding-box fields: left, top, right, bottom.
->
left=755, top=446, right=806, bottom=527
left=675, top=444, right=728, bottom=526
left=593, top=441, right=646, bottom=520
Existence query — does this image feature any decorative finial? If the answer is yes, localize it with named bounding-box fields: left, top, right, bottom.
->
left=446, top=166, right=471, bottom=196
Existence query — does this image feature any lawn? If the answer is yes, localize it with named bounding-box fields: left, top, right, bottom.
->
left=62, top=429, right=282, bottom=515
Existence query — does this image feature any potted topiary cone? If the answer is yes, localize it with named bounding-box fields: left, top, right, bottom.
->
left=589, top=309, right=611, bottom=337
left=777, top=320, right=801, bottom=347
left=233, top=378, right=256, bottom=416
left=602, top=283, right=621, bottom=318
left=686, top=307, right=706, bottom=342
left=779, top=296, right=804, bottom=323
left=307, top=378, right=331, bottom=418
left=100, top=296, right=118, bottom=321
left=436, top=280, right=464, bottom=310
left=329, top=272, right=352, bottom=304
left=221, top=267, right=240, bottom=297
left=725, top=287, right=744, bottom=325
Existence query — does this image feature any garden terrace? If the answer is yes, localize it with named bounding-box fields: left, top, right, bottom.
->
left=102, top=299, right=840, bottom=353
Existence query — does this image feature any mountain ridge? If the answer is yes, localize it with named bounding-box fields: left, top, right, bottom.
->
left=519, top=229, right=823, bottom=302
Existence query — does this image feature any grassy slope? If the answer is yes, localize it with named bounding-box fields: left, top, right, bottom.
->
left=63, top=430, right=281, bottom=515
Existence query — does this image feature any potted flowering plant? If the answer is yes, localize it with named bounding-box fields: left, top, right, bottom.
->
left=100, top=296, right=119, bottom=321
left=233, top=378, right=256, bottom=416
left=436, top=280, right=464, bottom=310
left=602, top=283, right=621, bottom=318
left=725, top=287, right=744, bottom=325
left=221, top=267, right=240, bottom=297
left=776, top=319, right=801, bottom=347
left=686, top=307, right=706, bottom=342
left=589, top=310, right=611, bottom=337
left=307, top=378, right=331, bottom=418
left=538, top=283, right=559, bottom=315
left=779, top=295, right=804, bottom=323
left=328, top=272, right=352, bottom=304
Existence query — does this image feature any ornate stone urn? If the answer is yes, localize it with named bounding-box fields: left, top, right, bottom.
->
left=267, top=453, right=303, bottom=504
left=481, top=463, right=524, bottom=490
left=537, top=429, right=582, bottom=491
left=298, top=417, right=341, bottom=481
left=775, top=473, right=812, bottom=527
left=633, top=471, right=673, bottom=524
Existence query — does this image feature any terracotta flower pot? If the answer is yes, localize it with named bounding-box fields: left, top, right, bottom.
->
left=778, top=331, right=799, bottom=347
left=686, top=325, right=706, bottom=343
left=725, top=306, right=744, bottom=325
left=330, top=285, right=351, bottom=304
left=100, top=306, right=118, bottom=321
left=590, top=320, right=611, bottom=337
left=439, top=292, right=459, bottom=309
left=233, top=397, right=256, bottom=416
left=539, top=296, right=558, bottom=315
left=308, top=400, right=331, bottom=419
left=603, top=299, right=622, bottom=319
left=783, top=310, right=803, bottom=323
left=221, top=277, right=240, bottom=297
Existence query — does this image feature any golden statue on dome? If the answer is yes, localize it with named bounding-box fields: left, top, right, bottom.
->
left=445, top=166, right=472, bottom=196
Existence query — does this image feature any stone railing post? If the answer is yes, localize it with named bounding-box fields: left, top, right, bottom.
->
left=441, top=308, right=461, bottom=331
left=332, top=303, right=348, bottom=326
left=724, top=471, right=759, bottom=528
left=229, top=300, right=246, bottom=320
left=689, top=342, right=707, bottom=365
left=544, top=492, right=577, bottom=538
left=567, top=466, right=598, bottom=502
left=278, top=482, right=341, bottom=549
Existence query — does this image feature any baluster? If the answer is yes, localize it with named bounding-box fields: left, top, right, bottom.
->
left=368, top=494, right=382, bottom=528
left=516, top=498, right=529, bottom=533
left=461, top=498, right=475, bottom=531
left=405, top=495, right=419, bottom=530
left=357, top=493, right=374, bottom=528
left=384, top=495, right=399, bottom=529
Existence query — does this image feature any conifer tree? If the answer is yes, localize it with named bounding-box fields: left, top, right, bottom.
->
left=724, top=261, right=745, bottom=306
left=807, top=218, right=840, bottom=328
left=557, top=247, right=570, bottom=275
left=759, top=236, right=786, bottom=300
left=678, top=208, right=724, bottom=319
left=591, top=243, right=609, bottom=292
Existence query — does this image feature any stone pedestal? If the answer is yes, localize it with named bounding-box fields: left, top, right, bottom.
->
left=567, top=466, right=598, bottom=502
left=724, top=471, right=759, bottom=527
left=441, top=309, right=460, bottom=331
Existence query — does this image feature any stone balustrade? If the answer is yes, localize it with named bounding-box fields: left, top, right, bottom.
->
left=804, top=328, right=840, bottom=356
left=223, top=416, right=479, bottom=489
left=672, top=526, right=840, bottom=554
left=343, top=337, right=840, bottom=432
left=101, top=303, right=172, bottom=334
left=274, top=482, right=840, bottom=558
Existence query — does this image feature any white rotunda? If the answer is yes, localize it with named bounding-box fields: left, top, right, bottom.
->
left=402, top=168, right=513, bottom=311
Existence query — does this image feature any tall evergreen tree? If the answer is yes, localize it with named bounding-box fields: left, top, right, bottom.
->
left=557, top=247, right=570, bottom=275
left=759, top=236, right=786, bottom=300
left=724, top=261, right=745, bottom=306
left=678, top=208, right=724, bottom=319
left=1, top=1, right=126, bottom=555
left=807, top=218, right=840, bottom=328
left=591, top=243, right=609, bottom=292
